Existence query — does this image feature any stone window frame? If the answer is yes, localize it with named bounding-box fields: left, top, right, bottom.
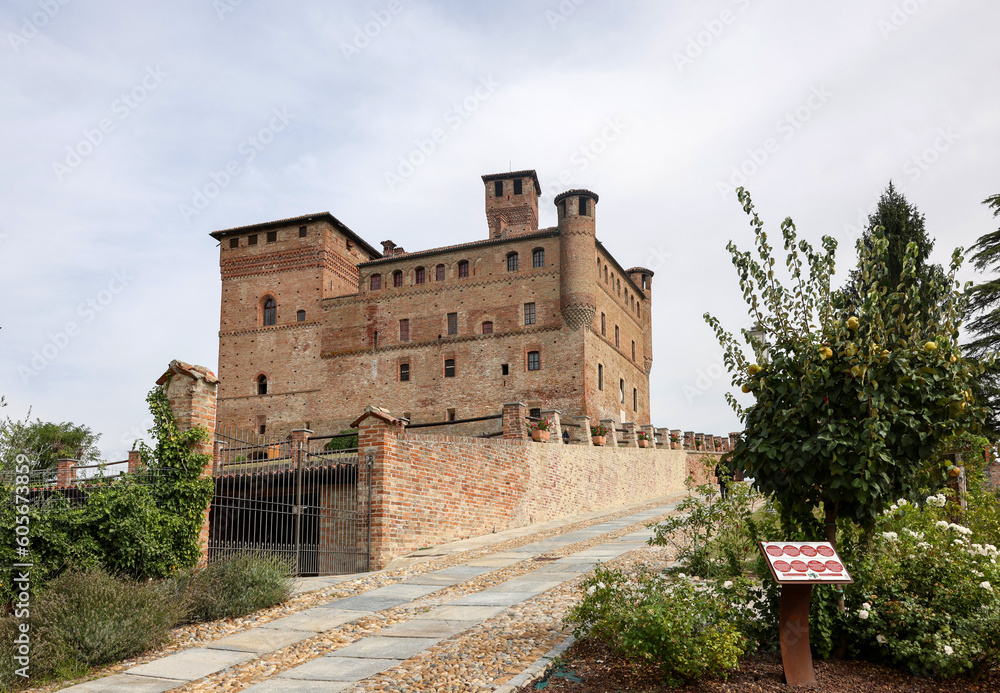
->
left=527, top=350, right=541, bottom=371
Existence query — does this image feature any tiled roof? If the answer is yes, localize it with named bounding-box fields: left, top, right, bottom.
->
left=209, top=212, right=382, bottom=259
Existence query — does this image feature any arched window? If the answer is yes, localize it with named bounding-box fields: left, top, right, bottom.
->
left=532, top=248, right=545, bottom=268
left=604, top=267, right=608, bottom=283
left=620, top=379, right=625, bottom=403
left=458, top=260, right=469, bottom=278
left=370, top=274, right=382, bottom=291
left=435, top=264, right=445, bottom=281
left=257, top=374, right=267, bottom=395
left=262, top=297, right=276, bottom=326
left=596, top=258, right=601, bottom=275
left=507, top=252, right=519, bottom=272
left=615, top=325, right=619, bottom=347
left=616, top=278, right=621, bottom=295
left=415, top=267, right=425, bottom=284
left=393, top=270, right=403, bottom=288
left=296, top=309, right=306, bottom=322
left=630, top=295, right=635, bottom=310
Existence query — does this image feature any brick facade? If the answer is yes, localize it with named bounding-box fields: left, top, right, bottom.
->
left=211, top=170, right=654, bottom=439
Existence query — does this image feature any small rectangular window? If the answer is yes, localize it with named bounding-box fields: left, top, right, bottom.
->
left=266, top=230, right=277, bottom=243
left=501, top=363, right=509, bottom=376
left=436, top=264, right=445, bottom=281
left=299, top=225, right=307, bottom=237
left=482, top=321, right=493, bottom=335
left=400, top=363, right=410, bottom=382
left=633, top=388, right=638, bottom=411
left=444, top=359, right=456, bottom=377
left=579, top=197, right=588, bottom=216
left=598, top=364, right=603, bottom=390
left=399, top=318, right=410, bottom=342
left=527, top=351, right=540, bottom=370
left=507, top=253, right=519, bottom=272
left=524, top=302, right=536, bottom=325
left=458, top=260, right=469, bottom=278
left=415, top=267, right=425, bottom=284
left=297, top=310, right=306, bottom=322
left=494, top=180, right=503, bottom=197
left=447, top=312, right=458, bottom=335
left=229, top=237, right=239, bottom=248
left=514, top=179, right=523, bottom=195
left=615, top=325, right=620, bottom=347
left=532, top=248, right=544, bottom=268
left=620, top=379, right=625, bottom=403
left=601, top=313, right=606, bottom=336
left=632, top=340, right=636, bottom=360
left=448, top=408, right=456, bottom=421
left=529, top=407, right=541, bottom=419
left=248, top=234, right=258, bottom=246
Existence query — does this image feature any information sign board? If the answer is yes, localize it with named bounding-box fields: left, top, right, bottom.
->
left=759, top=541, right=853, bottom=585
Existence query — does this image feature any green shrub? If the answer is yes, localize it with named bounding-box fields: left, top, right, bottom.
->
left=565, top=565, right=746, bottom=686
left=324, top=430, right=358, bottom=451
left=178, top=552, right=293, bottom=623
left=841, top=495, right=1000, bottom=678
left=0, top=568, right=184, bottom=688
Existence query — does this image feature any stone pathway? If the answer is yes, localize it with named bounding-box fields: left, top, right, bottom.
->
left=55, top=496, right=683, bottom=693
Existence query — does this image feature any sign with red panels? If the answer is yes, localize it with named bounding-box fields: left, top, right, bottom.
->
left=759, top=542, right=854, bottom=585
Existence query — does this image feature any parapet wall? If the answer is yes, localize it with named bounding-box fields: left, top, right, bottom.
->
left=357, top=410, right=694, bottom=568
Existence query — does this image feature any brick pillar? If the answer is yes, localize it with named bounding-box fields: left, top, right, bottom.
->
left=622, top=422, right=639, bottom=448
left=684, top=431, right=695, bottom=450
left=729, top=431, right=741, bottom=449
left=503, top=402, right=528, bottom=440
left=127, top=450, right=141, bottom=474
left=641, top=425, right=657, bottom=449
left=601, top=419, right=619, bottom=448
left=670, top=429, right=682, bottom=449
left=56, top=458, right=76, bottom=489
left=706, top=434, right=716, bottom=452
left=540, top=409, right=562, bottom=444
left=355, top=407, right=400, bottom=570
left=289, top=429, right=312, bottom=468
left=573, top=416, right=592, bottom=446
left=156, top=360, right=219, bottom=566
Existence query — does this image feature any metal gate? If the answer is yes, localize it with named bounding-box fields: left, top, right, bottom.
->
left=209, top=428, right=371, bottom=575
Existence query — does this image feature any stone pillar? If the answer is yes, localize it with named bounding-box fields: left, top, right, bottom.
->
left=127, top=450, right=142, bottom=474
left=670, top=429, right=682, bottom=449
left=622, top=422, right=639, bottom=448
left=684, top=431, right=695, bottom=450
left=601, top=419, right=619, bottom=448
left=156, top=360, right=219, bottom=566
left=540, top=409, right=562, bottom=445
left=641, top=425, right=657, bottom=449
left=503, top=402, right=528, bottom=440
left=694, top=433, right=706, bottom=452
left=573, top=415, right=592, bottom=446
left=56, top=458, right=76, bottom=489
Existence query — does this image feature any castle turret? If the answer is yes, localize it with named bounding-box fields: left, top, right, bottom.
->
left=628, top=267, right=654, bottom=375
left=482, top=170, right=540, bottom=238
left=556, top=189, right=599, bottom=330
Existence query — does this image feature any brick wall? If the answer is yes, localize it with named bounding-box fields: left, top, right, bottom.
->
left=357, top=408, right=688, bottom=569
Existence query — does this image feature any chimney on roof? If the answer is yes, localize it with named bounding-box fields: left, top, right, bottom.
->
left=381, top=240, right=396, bottom=255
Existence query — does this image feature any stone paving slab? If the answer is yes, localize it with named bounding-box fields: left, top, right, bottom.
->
left=496, top=578, right=565, bottom=593
left=260, top=608, right=362, bottom=632
left=61, top=674, right=181, bottom=692
left=245, top=679, right=350, bottom=692
left=328, top=635, right=442, bottom=660
left=277, top=656, right=403, bottom=681
left=450, top=590, right=536, bottom=607
left=127, top=647, right=256, bottom=681
left=205, top=627, right=314, bottom=654
left=320, top=594, right=410, bottom=611
left=430, top=565, right=494, bottom=577
left=417, top=604, right=506, bottom=621
left=364, top=582, right=442, bottom=599
left=461, top=556, right=523, bottom=567
left=378, top=618, right=478, bottom=638
left=401, top=573, right=465, bottom=586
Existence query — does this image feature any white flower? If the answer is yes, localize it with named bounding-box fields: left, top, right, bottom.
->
left=936, top=520, right=950, bottom=529
left=916, top=542, right=932, bottom=550
left=877, top=634, right=887, bottom=644
left=597, top=582, right=606, bottom=590
left=723, top=580, right=734, bottom=589
left=926, top=494, right=947, bottom=508
left=948, top=523, right=973, bottom=536
left=586, top=585, right=597, bottom=595
left=981, top=581, right=993, bottom=592
left=944, top=645, right=954, bottom=655
left=859, top=609, right=870, bottom=620
left=677, top=573, right=686, bottom=579
left=862, top=602, right=872, bottom=610
left=896, top=498, right=908, bottom=507
left=882, top=532, right=899, bottom=542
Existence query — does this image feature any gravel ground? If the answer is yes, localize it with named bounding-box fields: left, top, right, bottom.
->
left=30, top=497, right=681, bottom=693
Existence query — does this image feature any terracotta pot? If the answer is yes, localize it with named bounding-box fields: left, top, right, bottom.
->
left=532, top=429, right=550, bottom=442
left=638, top=440, right=649, bottom=448
left=670, top=441, right=680, bottom=449
left=592, top=435, right=606, bottom=446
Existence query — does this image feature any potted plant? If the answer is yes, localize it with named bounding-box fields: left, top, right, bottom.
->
left=714, top=439, right=723, bottom=451
left=531, top=418, right=551, bottom=442
left=591, top=424, right=609, bottom=446
left=669, top=433, right=681, bottom=450
left=695, top=439, right=703, bottom=450
left=637, top=430, right=651, bottom=448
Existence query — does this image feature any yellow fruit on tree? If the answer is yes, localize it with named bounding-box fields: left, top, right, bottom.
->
left=847, top=316, right=859, bottom=330
left=951, top=354, right=957, bottom=363
left=924, top=341, right=938, bottom=352
left=820, top=347, right=833, bottom=360
left=741, top=384, right=751, bottom=393
left=748, top=364, right=761, bottom=376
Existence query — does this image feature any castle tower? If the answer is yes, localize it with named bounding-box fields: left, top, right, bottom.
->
left=556, top=189, right=599, bottom=331
left=481, top=170, right=541, bottom=238
left=628, top=267, right=655, bottom=375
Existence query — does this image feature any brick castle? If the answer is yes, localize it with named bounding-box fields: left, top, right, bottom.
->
left=210, top=169, right=654, bottom=437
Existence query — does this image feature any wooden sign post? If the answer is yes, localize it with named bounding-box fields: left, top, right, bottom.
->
left=759, top=541, right=854, bottom=687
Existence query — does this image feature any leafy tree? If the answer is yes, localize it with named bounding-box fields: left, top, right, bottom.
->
left=841, top=181, right=946, bottom=324
left=706, top=189, right=983, bottom=548
left=963, top=194, right=1000, bottom=438
left=0, top=413, right=102, bottom=472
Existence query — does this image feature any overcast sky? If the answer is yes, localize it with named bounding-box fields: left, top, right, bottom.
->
left=2, top=0, right=998, bottom=462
